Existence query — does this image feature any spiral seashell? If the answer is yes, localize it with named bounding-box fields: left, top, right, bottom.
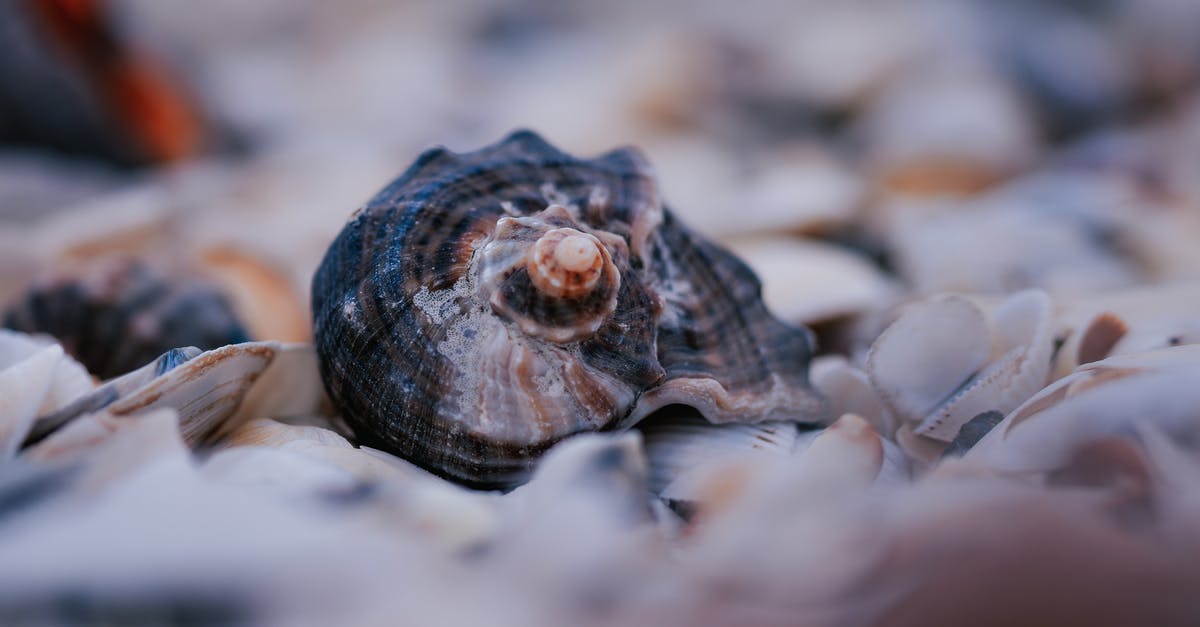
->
left=312, top=130, right=825, bottom=489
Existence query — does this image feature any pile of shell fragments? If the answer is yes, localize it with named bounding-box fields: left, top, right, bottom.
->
left=4, top=1, right=1200, bottom=625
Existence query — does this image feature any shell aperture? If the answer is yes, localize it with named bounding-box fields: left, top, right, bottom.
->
left=312, top=130, right=824, bottom=489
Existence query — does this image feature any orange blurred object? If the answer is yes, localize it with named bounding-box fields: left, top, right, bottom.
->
left=28, top=0, right=204, bottom=164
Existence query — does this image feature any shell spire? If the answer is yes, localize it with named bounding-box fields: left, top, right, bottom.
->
left=312, top=130, right=825, bottom=488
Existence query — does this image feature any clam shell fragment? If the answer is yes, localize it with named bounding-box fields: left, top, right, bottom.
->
left=23, top=342, right=324, bottom=459
left=868, top=290, right=1055, bottom=457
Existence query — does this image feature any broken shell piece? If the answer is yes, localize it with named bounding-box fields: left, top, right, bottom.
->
left=638, top=408, right=815, bottom=497
left=867, top=295, right=991, bottom=426
left=21, top=346, right=200, bottom=448
left=811, top=355, right=896, bottom=437
left=677, top=413, right=886, bottom=525
left=913, top=290, right=1055, bottom=441
left=1051, top=311, right=1128, bottom=380
left=1056, top=282, right=1200, bottom=357
left=969, top=345, right=1200, bottom=474
left=24, top=342, right=322, bottom=455
left=868, top=290, right=1054, bottom=446
left=0, top=330, right=93, bottom=458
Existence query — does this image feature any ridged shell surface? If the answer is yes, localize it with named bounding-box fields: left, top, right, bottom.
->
left=312, top=130, right=824, bottom=489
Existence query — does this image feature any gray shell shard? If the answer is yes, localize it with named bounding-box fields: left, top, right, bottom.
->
left=312, top=130, right=825, bottom=489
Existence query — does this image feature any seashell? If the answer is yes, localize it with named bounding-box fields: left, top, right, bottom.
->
left=312, top=130, right=825, bottom=489
left=0, top=330, right=93, bottom=459
left=637, top=407, right=816, bottom=497
left=912, top=289, right=1055, bottom=441
left=505, top=432, right=655, bottom=529
left=863, top=64, right=1039, bottom=194
left=867, top=295, right=992, bottom=427
left=0, top=0, right=206, bottom=166
left=197, top=247, right=312, bottom=343
left=23, top=342, right=322, bottom=459
left=1051, top=310, right=1128, bottom=380
left=888, top=185, right=1142, bottom=296
left=650, top=141, right=864, bottom=241
left=1048, top=282, right=1200, bottom=379
left=868, top=290, right=1055, bottom=448
left=213, top=416, right=505, bottom=552
left=638, top=406, right=896, bottom=513
left=2, top=257, right=250, bottom=379
left=968, top=345, right=1200, bottom=474
left=201, top=445, right=363, bottom=496
left=220, top=417, right=352, bottom=451
left=19, top=346, right=200, bottom=448
left=672, top=413, right=886, bottom=529
left=722, top=236, right=897, bottom=328
left=811, top=355, right=896, bottom=437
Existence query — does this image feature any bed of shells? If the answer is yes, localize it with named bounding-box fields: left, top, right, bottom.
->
left=3, top=1, right=1200, bottom=625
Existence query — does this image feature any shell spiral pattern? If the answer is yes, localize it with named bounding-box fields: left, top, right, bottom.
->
left=312, top=130, right=824, bottom=488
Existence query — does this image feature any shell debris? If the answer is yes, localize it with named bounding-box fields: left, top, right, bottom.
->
left=4, top=1, right=1200, bottom=625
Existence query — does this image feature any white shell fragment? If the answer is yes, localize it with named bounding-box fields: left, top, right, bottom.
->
left=913, top=290, right=1054, bottom=441
left=811, top=355, right=896, bottom=437
left=724, top=237, right=897, bottom=326
left=22, top=342, right=327, bottom=457
left=969, top=345, right=1200, bottom=474
left=638, top=409, right=814, bottom=498
left=868, top=291, right=1054, bottom=451
left=867, top=295, right=991, bottom=427
left=0, top=331, right=93, bottom=458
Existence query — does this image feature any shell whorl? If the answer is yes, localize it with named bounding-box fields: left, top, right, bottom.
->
left=478, top=204, right=622, bottom=343
left=312, top=130, right=825, bottom=489
left=528, top=227, right=607, bottom=299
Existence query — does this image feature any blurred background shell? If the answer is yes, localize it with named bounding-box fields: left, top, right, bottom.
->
left=2, top=257, right=248, bottom=379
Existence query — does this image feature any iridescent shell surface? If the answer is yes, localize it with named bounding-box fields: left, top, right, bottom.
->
left=312, top=130, right=824, bottom=489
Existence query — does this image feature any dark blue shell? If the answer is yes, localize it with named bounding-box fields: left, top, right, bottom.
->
left=312, top=130, right=824, bottom=489
left=3, top=258, right=249, bottom=380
